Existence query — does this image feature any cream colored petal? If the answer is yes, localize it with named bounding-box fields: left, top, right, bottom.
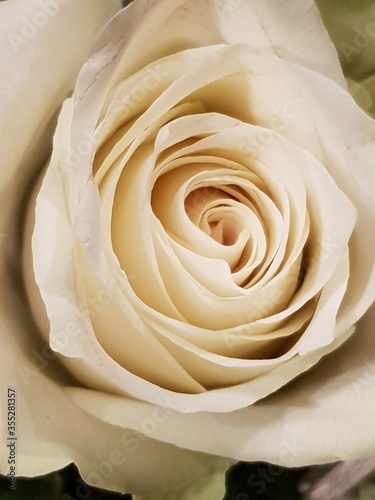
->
left=149, top=121, right=354, bottom=329
left=240, top=55, right=375, bottom=330
left=25, top=0, right=375, bottom=434
left=147, top=300, right=315, bottom=358
left=4, top=0, right=222, bottom=485
left=91, top=0, right=347, bottom=94
left=63, top=305, right=355, bottom=413
left=29, top=124, right=204, bottom=395
left=77, top=246, right=205, bottom=394
left=67, top=301, right=374, bottom=466
left=8, top=1, right=226, bottom=488
left=0, top=289, right=221, bottom=496
left=140, top=253, right=349, bottom=389
left=0, top=0, right=121, bottom=219
left=34, top=42, right=359, bottom=403
left=30, top=142, right=353, bottom=406
left=293, top=250, right=350, bottom=355
left=274, top=63, right=375, bottom=331
left=1, top=0, right=218, bottom=492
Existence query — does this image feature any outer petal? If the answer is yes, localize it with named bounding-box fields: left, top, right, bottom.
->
left=0, top=0, right=120, bottom=482
left=11, top=0, right=375, bottom=493
left=29, top=39, right=375, bottom=412
left=69, top=0, right=347, bottom=147
left=0, top=0, right=120, bottom=212
left=0, top=278, right=229, bottom=496
left=100, top=0, right=347, bottom=85
left=20, top=174, right=229, bottom=497
left=0, top=0, right=222, bottom=496
left=0, top=1, right=228, bottom=495
left=69, top=300, right=375, bottom=467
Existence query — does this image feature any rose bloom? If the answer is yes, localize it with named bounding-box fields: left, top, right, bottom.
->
left=1, top=0, right=375, bottom=497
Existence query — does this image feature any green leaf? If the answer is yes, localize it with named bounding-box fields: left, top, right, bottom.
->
left=0, top=465, right=132, bottom=500
left=315, top=0, right=375, bottom=115
left=134, top=462, right=229, bottom=500
left=0, top=472, right=63, bottom=500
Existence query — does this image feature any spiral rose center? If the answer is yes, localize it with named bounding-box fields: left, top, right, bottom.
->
left=185, top=187, right=242, bottom=246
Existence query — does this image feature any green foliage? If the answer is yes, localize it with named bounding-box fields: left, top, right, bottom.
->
left=0, top=465, right=131, bottom=500
left=0, top=462, right=309, bottom=500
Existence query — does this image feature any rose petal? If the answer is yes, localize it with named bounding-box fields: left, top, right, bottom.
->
left=20, top=1, right=375, bottom=492
left=90, top=0, right=347, bottom=92
left=0, top=289, right=222, bottom=495
left=0, top=0, right=121, bottom=216
left=2, top=1, right=231, bottom=489
left=68, top=300, right=375, bottom=465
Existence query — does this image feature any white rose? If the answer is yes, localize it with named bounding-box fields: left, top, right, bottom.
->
left=2, top=0, right=375, bottom=497
left=0, top=1, right=227, bottom=497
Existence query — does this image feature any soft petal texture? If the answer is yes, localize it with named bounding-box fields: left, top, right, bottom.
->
left=69, top=301, right=375, bottom=467
left=28, top=2, right=375, bottom=413
left=0, top=0, right=118, bottom=217
left=0, top=284, right=229, bottom=495
left=12, top=0, right=375, bottom=494
left=0, top=0, right=226, bottom=496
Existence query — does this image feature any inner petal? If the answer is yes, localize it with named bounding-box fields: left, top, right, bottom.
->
left=153, top=167, right=271, bottom=284
left=205, top=208, right=242, bottom=246
left=185, top=186, right=233, bottom=224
